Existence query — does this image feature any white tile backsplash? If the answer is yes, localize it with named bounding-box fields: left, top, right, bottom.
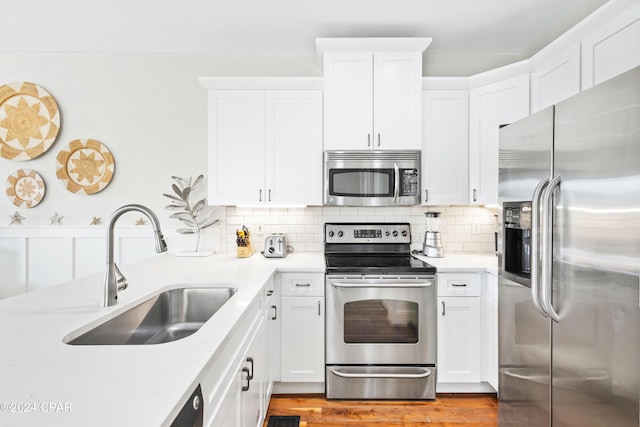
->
left=219, top=206, right=498, bottom=255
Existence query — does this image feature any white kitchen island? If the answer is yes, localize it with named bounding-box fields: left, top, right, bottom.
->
left=0, top=253, right=324, bottom=426
left=0, top=251, right=498, bottom=426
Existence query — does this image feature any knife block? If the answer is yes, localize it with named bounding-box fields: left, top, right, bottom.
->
left=236, top=240, right=253, bottom=258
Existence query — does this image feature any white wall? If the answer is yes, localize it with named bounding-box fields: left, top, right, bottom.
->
left=0, top=52, right=319, bottom=228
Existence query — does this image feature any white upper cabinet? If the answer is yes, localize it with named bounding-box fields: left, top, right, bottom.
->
left=265, top=91, right=323, bottom=206
left=530, top=44, right=581, bottom=113
left=208, top=88, right=322, bottom=206
left=323, top=49, right=424, bottom=150
left=208, top=90, right=266, bottom=206
left=469, top=74, right=529, bottom=206
left=421, top=90, right=469, bottom=205
left=581, top=3, right=640, bottom=90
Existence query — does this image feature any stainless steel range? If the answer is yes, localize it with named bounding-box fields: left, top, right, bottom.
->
left=324, top=222, right=437, bottom=400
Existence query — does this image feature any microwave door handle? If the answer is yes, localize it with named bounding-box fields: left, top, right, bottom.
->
left=393, top=163, right=400, bottom=203
left=530, top=177, right=550, bottom=318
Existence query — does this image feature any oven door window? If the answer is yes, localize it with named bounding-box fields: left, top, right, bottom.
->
left=344, top=299, right=418, bottom=343
left=329, top=169, right=394, bottom=197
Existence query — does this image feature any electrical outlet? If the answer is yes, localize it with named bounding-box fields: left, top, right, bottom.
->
left=471, top=218, right=480, bottom=235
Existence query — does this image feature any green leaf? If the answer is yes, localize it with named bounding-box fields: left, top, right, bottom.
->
left=199, top=218, right=219, bottom=229
left=182, top=187, right=192, bottom=201
left=192, top=199, right=206, bottom=215
left=192, top=175, right=204, bottom=191
left=172, top=176, right=187, bottom=189
left=162, top=193, right=183, bottom=202
left=171, top=184, right=183, bottom=199
left=178, top=217, right=197, bottom=226
left=165, top=204, right=185, bottom=211
left=176, top=228, right=196, bottom=234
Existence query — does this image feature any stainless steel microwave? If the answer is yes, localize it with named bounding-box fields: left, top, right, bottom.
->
left=324, top=150, right=421, bottom=206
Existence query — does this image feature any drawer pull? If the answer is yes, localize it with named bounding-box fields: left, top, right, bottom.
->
left=451, top=283, right=468, bottom=287
left=295, top=283, right=311, bottom=287
left=241, top=367, right=251, bottom=392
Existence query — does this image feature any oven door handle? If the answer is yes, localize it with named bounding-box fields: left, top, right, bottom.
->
left=330, top=281, right=433, bottom=289
left=330, top=368, right=432, bottom=379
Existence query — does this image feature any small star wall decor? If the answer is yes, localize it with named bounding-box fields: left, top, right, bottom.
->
left=50, top=212, right=64, bottom=225
left=9, top=211, right=25, bottom=225
left=135, top=217, right=147, bottom=225
left=90, top=216, right=102, bottom=225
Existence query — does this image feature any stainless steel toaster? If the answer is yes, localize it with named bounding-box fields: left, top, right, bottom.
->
left=263, top=233, right=288, bottom=258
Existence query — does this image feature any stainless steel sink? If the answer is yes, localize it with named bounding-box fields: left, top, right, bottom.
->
left=65, top=286, right=237, bottom=345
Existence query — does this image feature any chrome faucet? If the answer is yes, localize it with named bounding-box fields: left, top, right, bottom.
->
left=103, top=204, right=168, bottom=307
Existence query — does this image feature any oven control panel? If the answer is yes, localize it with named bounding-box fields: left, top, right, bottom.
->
left=325, top=223, right=411, bottom=244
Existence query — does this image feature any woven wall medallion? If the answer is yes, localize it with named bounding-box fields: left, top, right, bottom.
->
left=56, top=139, right=115, bottom=195
left=0, top=82, right=60, bottom=161
left=5, top=168, right=46, bottom=208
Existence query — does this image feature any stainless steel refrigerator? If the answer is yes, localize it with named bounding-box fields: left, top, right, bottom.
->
left=498, top=66, right=640, bottom=426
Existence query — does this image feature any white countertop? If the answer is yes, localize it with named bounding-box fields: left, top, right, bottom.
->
left=0, top=252, right=323, bottom=426
left=413, top=253, right=498, bottom=275
left=0, top=251, right=496, bottom=426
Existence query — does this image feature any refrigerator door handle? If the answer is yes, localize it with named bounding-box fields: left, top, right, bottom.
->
left=531, top=177, right=550, bottom=318
left=541, top=175, right=561, bottom=323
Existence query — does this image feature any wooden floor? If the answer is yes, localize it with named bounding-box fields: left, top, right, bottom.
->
left=264, top=394, right=498, bottom=426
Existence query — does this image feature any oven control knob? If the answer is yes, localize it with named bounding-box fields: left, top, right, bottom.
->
left=392, top=230, right=398, bottom=237
left=401, top=230, right=408, bottom=237
left=385, top=230, right=390, bottom=237
left=328, top=230, right=335, bottom=238
left=337, top=231, right=344, bottom=238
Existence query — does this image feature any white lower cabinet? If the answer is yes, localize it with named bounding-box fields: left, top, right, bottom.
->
left=207, top=315, right=265, bottom=427
left=279, top=273, right=325, bottom=383
left=436, top=273, right=490, bottom=391
left=437, top=296, right=482, bottom=383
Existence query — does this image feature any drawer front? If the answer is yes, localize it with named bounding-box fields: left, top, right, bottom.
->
left=279, top=273, right=324, bottom=297
left=437, top=273, right=481, bottom=297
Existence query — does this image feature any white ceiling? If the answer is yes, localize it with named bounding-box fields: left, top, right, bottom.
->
left=1, top=0, right=611, bottom=76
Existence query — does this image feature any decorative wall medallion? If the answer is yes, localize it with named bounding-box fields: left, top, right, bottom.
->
left=56, top=139, right=115, bottom=195
left=0, top=82, right=60, bottom=161
left=6, top=168, right=46, bottom=208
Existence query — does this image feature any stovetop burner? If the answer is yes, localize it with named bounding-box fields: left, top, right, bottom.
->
left=324, top=222, right=436, bottom=275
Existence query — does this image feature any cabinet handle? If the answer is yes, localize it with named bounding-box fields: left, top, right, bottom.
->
left=241, top=367, right=251, bottom=392
left=425, top=189, right=429, bottom=203
left=267, top=289, right=274, bottom=296
left=442, top=301, right=446, bottom=316
left=259, top=189, right=262, bottom=202
left=295, top=283, right=311, bottom=287
left=473, top=189, right=477, bottom=202
left=271, top=305, right=277, bottom=320
left=451, top=283, right=468, bottom=287
left=377, top=133, right=381, bottom=147
left=318, top=301, right=321, bottom=316
left=246, top=357, right=254, bottom=380
left=367, top=134, right=371, bottom=147
left=268, top=189, right=271, bottom=202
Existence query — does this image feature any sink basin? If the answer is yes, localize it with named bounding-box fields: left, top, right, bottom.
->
left=65, top=286, right=237, bottom=345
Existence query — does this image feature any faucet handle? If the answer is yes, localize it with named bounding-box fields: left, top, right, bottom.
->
left=114, top=263, right=128, bottom=291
